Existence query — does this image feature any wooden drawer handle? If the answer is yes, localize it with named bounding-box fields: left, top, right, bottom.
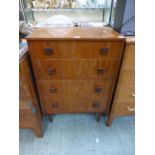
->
left=44, top=47, right=53, bottom=55
left=92, top=101, right=100, bottom=108
left=97, top=67, right=105, bottom=74
left=48, top=67, right=55, bottom=76
left=127, top=106, right=135, bottom=112
left=100, top=48, right=108, bottom=55
left=95, top=86, right=103, bottom=93
left=49, top=86, right=57, bottom=93
left=51, top=102, right=59, bottom=108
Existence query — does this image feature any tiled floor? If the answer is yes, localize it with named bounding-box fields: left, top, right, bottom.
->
left=19, top=114, right=135, bottom=155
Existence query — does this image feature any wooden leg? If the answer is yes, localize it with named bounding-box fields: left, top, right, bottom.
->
left=106, top=115, right=114, bottom=127
left=47, top=114, right=53, bottom=122
left=32, top=127, right=43, bottom=138
left=96, top=113, right=102, bottom=122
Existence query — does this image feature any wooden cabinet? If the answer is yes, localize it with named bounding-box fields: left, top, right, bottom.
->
left=26, top=27, right=125, bottom=121
left=107, top=37, right=135, bottom=126
left=19, top=51, right=43, bottom=137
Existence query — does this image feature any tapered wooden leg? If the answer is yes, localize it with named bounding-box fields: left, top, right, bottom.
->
left=47, top=114, right=53, bottom=122
left=32, top=127, right=43, bottom=138
left=106, top=115, right=114, bottom=127
left=96, top=113, right=102, bottom=122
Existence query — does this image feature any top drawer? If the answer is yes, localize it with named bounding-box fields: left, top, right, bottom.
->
left=28, top=41, right=124, bottom=60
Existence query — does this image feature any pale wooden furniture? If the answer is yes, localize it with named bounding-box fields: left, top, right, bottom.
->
left=26, top=27, right=125, bottom=121
left=107, top=37, right=135, bottom=126
left=19, top=49, right=43, bottom=137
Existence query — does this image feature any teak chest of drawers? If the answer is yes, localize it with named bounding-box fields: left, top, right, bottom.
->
left=107, top=37, right=135, bottom=126
left=19, top=51, right=43, bottom=137
left=26, top=27, right=125, bottom=121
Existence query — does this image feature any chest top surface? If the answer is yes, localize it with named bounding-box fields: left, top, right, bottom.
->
left=125, top=36, right=135, bottom=45
left=26, top=27, right=125, bottom=41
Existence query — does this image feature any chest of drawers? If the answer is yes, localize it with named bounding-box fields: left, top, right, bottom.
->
left=107, top=37, right=135, bottom=126
left=19, top=51, right=43, bottom=137
left=26, top=27, right=125, bottom=121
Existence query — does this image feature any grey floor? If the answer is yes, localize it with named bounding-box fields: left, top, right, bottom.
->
left=19, top=114, right=135, bottom=155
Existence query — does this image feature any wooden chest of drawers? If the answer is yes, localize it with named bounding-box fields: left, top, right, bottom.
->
left=26, top=27, right=125, bottom=120
left=19, top=51, right=43, bottom=137
left=107, top=37, right=135, bottom=126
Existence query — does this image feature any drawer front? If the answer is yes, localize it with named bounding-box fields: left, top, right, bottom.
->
left=43, top=98, right=73, bottom=113
left=19, top=100, right=37, bottom=127
left=39, top=80, right=112, bottom=99
left=20, top=100, right=33, bottom=109
left=34, top=59, right=118, bottom=80
left=73, top=97, right=108, bottom=113
left=115, top=86, right=135, bottom=103
left=29, top=41, right=124, bottom=59
left=20, top=100, right=37, bottom=114
left=19, top=65, right=31, bottom=100
left=19, top=78, right=31, bottom=100
left=19, top=106, right=37, bottom=128
left=43, top=97, right=108, bottom=114
left=19, top=109, right=36, bottom=127
left=119, top=71, right=135, bottom=87
left=39, top=80, right=63, bottom=98
left=113, top=101, right=135, bottom=115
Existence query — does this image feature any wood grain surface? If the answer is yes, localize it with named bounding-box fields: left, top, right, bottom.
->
left=27, top=27, right=125, bottom=117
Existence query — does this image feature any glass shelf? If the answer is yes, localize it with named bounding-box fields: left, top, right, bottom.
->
left=21, top=0, right=117, bottom=27
left=26, top=7, right=106, bottom=12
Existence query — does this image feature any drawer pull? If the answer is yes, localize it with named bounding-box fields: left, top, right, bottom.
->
left=95, top=86, right=103, bottom=93
left=97, top=67, right=105, bottom=74
left=44, top=47, right=53, bottom=55
left=100, top=48, right=108, bottom=55
left=51, top=102, right=59, bottom=108
left=92, top=101, right=100, bottom=108
left=49, top=86, right=57, bottom=93
left=48, top=68, right=55, bottom=75
left=131, top=93, right=135, bottom=97
left=127, top=106, right=135, bottom=112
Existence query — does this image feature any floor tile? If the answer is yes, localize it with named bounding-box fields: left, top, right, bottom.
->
left=19, top=114, right=135, bottom=155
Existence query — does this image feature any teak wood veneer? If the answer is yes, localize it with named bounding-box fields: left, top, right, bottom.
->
left=26, top=27, right=125, bottom=121
left=19, top=51, right=43, bottom=137
left=107, top=37, right=135, bottom=126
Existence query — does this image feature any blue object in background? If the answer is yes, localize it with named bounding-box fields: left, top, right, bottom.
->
left=19, top=41, right=27, bottom=49
left=121, top=0, right=135, bottom=35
